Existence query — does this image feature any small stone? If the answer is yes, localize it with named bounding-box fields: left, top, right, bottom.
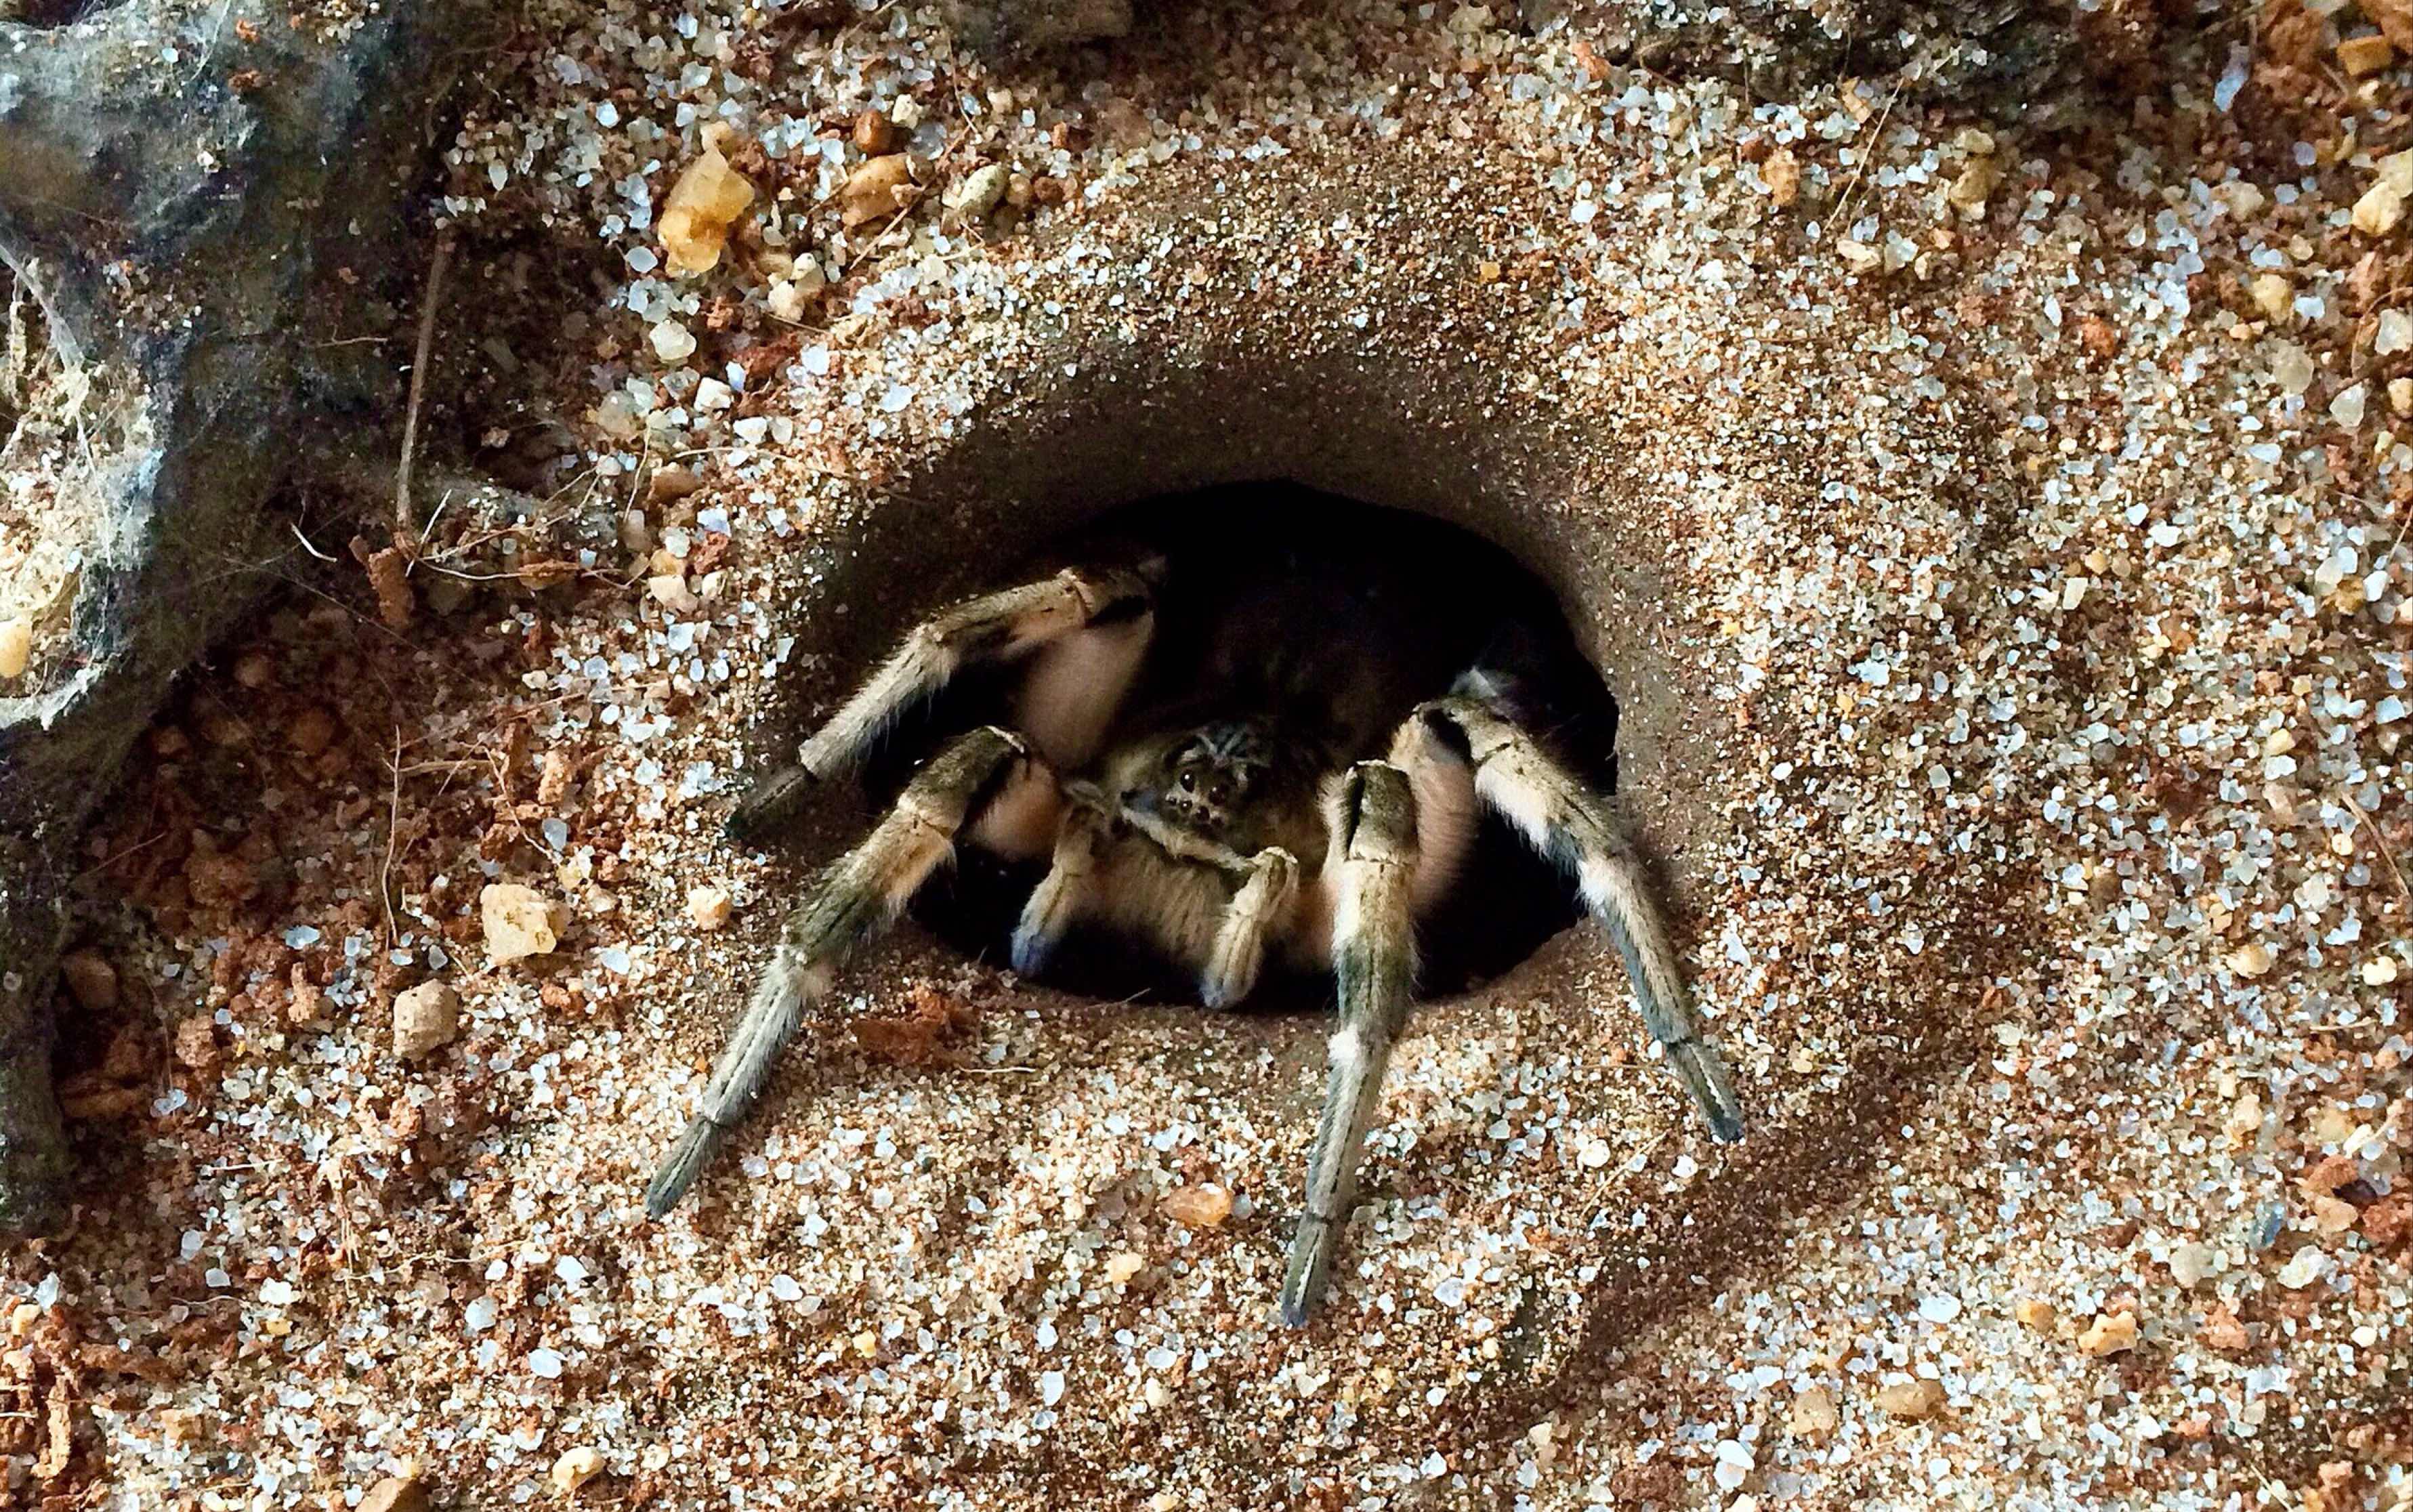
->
left=1945, top=156, right=1998, bottom=211
left=392, top=982, right=460, bottom=1060
left=853, top=108, right=896, bottom=154
left=2015, top=1297, right=2057, bottom=1332
left=360, top=1478, right=431, bottom=1512
left=481, top=883, right=562, bottom=963
left=647, top=574, right=700, bottom=614
left=2198, top=1302, right=2249, bottom=1351
left=841, top=154, right=916, bottom=228
left=551, top=1446, right=604, bottom=1496
left=658, top=144, right=756, bottom=274
left=2340, top=33, right=2395, bottom=74
left=288, top=707, right=339, bottom=757
left=57, top=952, right=119, bottom=1011
left=0, top=618, right=28, bottom=680
left=686, top=885, right=732, bottom=931
left=1712, top=1439, right=1754, bottom=1490
left=2168, top=1243, right=2214, bottom=1287
left=2353, top=177, right=2406, bottom=236
left=1836, top=237, right=1883, bottom=274
left=2361, top=1196, right=2412, bottom=1246
left=1758, top=147, right=1799, bottom=206
left=1159, top=1183, right=1232, bottom=1227
left=2250, top=273, right=2293, bottom=323
left=2301, top=1154, right=2360, bottom=1194
left=648, top=465, right=705, bottom=502
left=2276, top=1248, right=2327, bottom=1288
left=947, top=163, right=1012, bottom=223
left=2331, top=382, right=2369, bottom=428
left=2227, top=943, right=2275, bottom=978
left=2311, top=1195, right=2359, bottom=1235
left=1874, top=1378, right=1945, bottom=1420
left=2365, top=954, right=2402, bottom=985
left=538, top=749, right=576, bottom=806
left=2078, top=1311, right=2138, bottom=1356
left=648, top=319, right=697, bottom=364
left=1786, top=1385, right=1838, bottom=1438
left=1101, top=1251, right=1145, bottom=1284
left=2269, top=342, right=2315, bottom=395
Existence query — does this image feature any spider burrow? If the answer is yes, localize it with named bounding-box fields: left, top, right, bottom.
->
left=644, top=496, right=1746, bottom=1326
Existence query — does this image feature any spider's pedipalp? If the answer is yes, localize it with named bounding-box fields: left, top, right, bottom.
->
left=1281, top=760, right=1419, bottom=1327
left=1200, top=845, right=1299, bottom=1009
left=726, top=564, right=1151, bottom=841
left=646, top=726, right=1048, bottom=1219
left=1421, top=695, right=1746, bottom=1144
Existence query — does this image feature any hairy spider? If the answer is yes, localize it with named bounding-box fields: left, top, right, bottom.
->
left=644, top=494, right=1745, bottom=1324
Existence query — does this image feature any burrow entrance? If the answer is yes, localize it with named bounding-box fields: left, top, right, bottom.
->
left=844, top=483, right=1631, bottom=1008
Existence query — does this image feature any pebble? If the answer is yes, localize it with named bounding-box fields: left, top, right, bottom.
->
left=686, top=885, right=732, bottom=931
left=392, top=982, right=460, bottom=1060
left=2340, top=33, right=2396, bottom=74
left=1874, top=1378, right=1945, bottom=1420
left=2311, top=1196, right=2359, bottom=1235
left=2077, top=1311, right=2138, bottom=1356
left=657, top=142, right=755, bottom=275
left=57, top=951, right=119, bottom=1011
left=648, top=574, right=701, bottom=614
left=2363, top=954, right=2400, bottom=986
left=1761, top=146, right=1800, bottom=206
left=551, top=1446, right=604, bottom=1496
left=2278, top=1248, right=2328, bottom=1288
left=648, top=319, right=697, bottom=364
left=852, top=108, right=895, bottom=154
left=2014, top=1298, right=2057, bottom=1332
left=1158, top=1183, right=1232, bottom=1227
left=0, top=617, right=28, bottom=679
left=1102, top=1252, right=1145, bottom=1284
left=948, top=163, right=1012, bottom=223
left=359, top=1477, right=430, bottom=1512
left=2168, top=1242, right=2214, bottom=1287
left=481, top=883, right=562, bottom=963
left=2249, top=273, right=2292, bottom=323
left=842, top=154, right=915, bottom=228
left=2353, top=178, right=2406, bottom=236
left=1786, top=1385, right=1838, bottom=1438
left=2227, top=943, right=2275, bottom=978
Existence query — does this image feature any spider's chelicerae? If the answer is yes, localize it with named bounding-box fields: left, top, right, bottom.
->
left=646, top=493, right=1745, bottom=1324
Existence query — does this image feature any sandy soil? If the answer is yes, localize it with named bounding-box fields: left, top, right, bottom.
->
left=3, top=0, right=2409, bottom=1507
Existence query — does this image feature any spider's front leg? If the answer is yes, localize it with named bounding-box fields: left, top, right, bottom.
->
left=646, top=726, right=1051, bottom=1218
left=1281, top=761, right=1419, bottom=1326
left=1402, top=695, right=1746, bottom=1143
left=729, top=564, right=1153, bottom=840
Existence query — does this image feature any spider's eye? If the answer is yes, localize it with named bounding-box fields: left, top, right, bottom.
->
left=1179, top=771, right=1196, bottom=792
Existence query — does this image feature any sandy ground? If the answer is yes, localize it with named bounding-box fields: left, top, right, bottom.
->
left=3, top=0, right=2410, bottom=1507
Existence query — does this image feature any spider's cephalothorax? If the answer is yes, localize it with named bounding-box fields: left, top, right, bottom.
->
left=644, top=492, right=1746, bottom=1325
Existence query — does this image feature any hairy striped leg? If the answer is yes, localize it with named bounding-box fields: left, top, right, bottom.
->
left=1009, top=794, right=1112, bottom=977
left=1410, top=695, right=1745, bottom=1143
left=728, top=564, right=1152, bottom=840
left=1280, top=761, right=1419, bottom=1326
left=646, top=728, right=1047, bottom=1217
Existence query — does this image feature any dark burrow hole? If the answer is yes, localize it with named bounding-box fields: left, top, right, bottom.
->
left=858, top=484, right=1622, bottom=1011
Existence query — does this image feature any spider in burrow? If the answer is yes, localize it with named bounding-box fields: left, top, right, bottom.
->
left=644, top=490, right=1745, bottom=1324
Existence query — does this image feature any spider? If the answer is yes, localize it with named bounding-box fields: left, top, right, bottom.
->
left=644, top=495, right=1745, bottom=1325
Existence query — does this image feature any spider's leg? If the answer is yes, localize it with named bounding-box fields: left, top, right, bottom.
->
left=646, top=727, right=1047, bottom=1217
left=1010, top=799, right=1110, bottom=978
left=729, top=564, right=1152, bottom=839
left=1280, top=761, right=1418, bottom=1327
left=1200, top=846, right=1299, bottom=1009
left=1410, top=696, right=1745, bottom=1144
